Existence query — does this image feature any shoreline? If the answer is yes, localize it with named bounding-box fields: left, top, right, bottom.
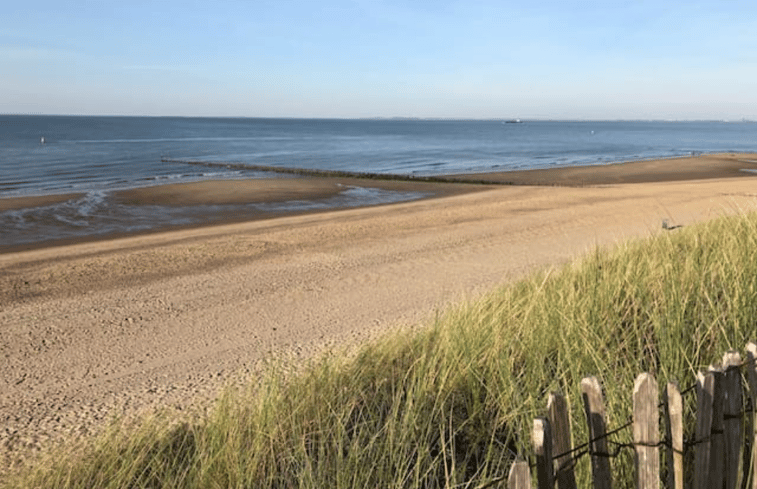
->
left=2, top=153, right=757, bottom=254
left=0, top=177, right=487, bottom=254
left=3, top=155, right=757, bottom=476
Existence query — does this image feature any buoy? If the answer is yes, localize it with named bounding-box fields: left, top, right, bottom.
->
left=40, top=136, right=45, bottom=144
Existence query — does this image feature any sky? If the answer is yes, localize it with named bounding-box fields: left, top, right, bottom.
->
left=2, top=0, right=756, bottom=120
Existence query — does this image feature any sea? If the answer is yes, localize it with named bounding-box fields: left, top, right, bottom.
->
left=1, top=116, right=756, bottom=248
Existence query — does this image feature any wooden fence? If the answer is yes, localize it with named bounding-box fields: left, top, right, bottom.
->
left=506, top=341, right=757, bottom=489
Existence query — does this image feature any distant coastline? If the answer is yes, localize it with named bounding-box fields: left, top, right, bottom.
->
left=4, top=113, right=756, bottom=123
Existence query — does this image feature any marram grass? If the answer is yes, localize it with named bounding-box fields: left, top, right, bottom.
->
left=7, top=211, right=757, bottom=488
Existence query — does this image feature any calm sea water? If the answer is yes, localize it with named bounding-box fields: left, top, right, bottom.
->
left=1, top=116, right=755, bottom=247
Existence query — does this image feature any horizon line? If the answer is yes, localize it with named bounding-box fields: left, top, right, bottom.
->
left=2, top=113, right=755, bottom=123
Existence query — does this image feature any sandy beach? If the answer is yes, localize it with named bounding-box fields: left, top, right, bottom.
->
left=2, top=153, right=757, bottom=475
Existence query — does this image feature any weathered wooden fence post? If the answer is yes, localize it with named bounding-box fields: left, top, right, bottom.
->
left=510, top=345, right=757, bottom=489
left=709, top=365, right=725, bottom=488
left=664, top=381, right=683, bottom=489
left=745, top=342, right=757, bottom=489
left=582, top=376, right=612, bottom=489
left=548, top=392, right=578, bottom=489
left=723, top=351, right=743, bottom=489
left=633, top=373, right=659, bottom=489
left=508, top=456, right=532, bottom=489
left=533, top=417, right=554, bottom=489
left=694, top=370, right=715, bottom=489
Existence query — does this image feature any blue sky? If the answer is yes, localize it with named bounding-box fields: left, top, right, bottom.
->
left=2, top=0, right=756, bottom=119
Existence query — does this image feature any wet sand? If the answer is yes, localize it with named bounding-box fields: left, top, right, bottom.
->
left=453, top=152, right=757, bottom=186
left=0, top=177, right=486, bottom=254
left=3, top=153, right=757, bottom=476
left=0, top=193, right=85, bottom=213
left=6, top=153, right=757, bottom=214
left=112, top=176, right=477, bottom=207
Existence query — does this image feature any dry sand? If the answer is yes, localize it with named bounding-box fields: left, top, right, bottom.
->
left=2, top=154, right=757, bottom=475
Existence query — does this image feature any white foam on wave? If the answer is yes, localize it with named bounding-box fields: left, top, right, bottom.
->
left=66, top=136, right=295, bottom=144
left=253, top=185, right=429, bottom=213
left=1, top=191, right=110, bottom=229
left=75, top=191, right=107, bottom=216
left=45, top=191, right=109, bottom=227
left=0, top=184, right=429, bottom=247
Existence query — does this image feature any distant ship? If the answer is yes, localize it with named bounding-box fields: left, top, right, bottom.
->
left=504, top=119, right=522, bottom=124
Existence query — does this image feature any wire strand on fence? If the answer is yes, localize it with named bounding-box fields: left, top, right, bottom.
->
left=551, top=417, right=634, bottom=463
left=512, top=346, right=757, bottom=483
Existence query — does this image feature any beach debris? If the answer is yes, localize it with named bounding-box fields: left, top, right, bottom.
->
left=662, top=219, right=683, bottom=231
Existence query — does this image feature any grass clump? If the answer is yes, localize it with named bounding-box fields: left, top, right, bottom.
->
left=7, top=211, right=757, bottom=488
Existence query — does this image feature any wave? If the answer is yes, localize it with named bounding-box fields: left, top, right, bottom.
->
left=62, top=136, right=301, bottom=144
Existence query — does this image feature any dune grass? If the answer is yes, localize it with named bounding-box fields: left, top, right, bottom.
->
left=6, top=210, right=757, bottom=488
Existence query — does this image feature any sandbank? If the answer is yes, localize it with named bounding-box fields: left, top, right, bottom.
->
left=453, top=153, right=757, bottom=186
left=3, top=154, right=757, bottom=476
left=112, top=176, right=480, bottom=206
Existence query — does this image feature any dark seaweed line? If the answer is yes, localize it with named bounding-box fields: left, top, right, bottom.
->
left=160, top=158, right=514, bottom=186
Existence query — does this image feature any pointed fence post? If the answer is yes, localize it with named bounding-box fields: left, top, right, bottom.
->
left=533, top=417, right=554, bottom=489
left=694, top=370, right=715, bottom=489
left=745, top=342, right=757, bottom=489
left=633, top=373, right=659, bottom=489
left=508, top=457, right=532, bottom=489
left=548, top=392, right=578, bottom=489
left=722, top=351, right=743, bottom=489
left=664, top=381, right=683, bottom=489
left=708, top=365, right=725, bottom=489
left=581, top=376, right=612, bottom=489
